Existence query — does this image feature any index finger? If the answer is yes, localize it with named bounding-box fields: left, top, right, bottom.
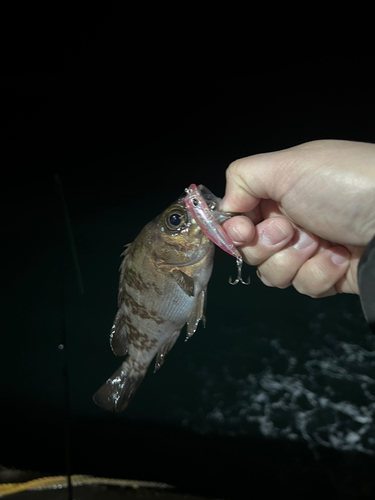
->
left=220, top=151, right=291, bottom=213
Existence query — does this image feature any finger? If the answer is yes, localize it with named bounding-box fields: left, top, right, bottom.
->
left=240, top=217, right=295, bottom=266
left=256, top=229, right=319, bottom=288
left=292, top=246, right=350, bottom=298
left=240, top=199, right=282, bottom=228
left=223, top=216, right=255, bottom=245
left=259, top=198, right=284, bottom=219
left=220, top=151, right=292, bottom=213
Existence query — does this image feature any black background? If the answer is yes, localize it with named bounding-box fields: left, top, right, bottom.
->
left=1, top=3, right=375, bottom=499
left=2, top=3, right=374, bottom=211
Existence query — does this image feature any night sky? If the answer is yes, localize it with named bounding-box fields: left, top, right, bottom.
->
left=2, top=4, right=374, bottom=218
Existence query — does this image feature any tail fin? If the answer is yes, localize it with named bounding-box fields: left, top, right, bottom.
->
left=93, top=363, right=146, bottom=412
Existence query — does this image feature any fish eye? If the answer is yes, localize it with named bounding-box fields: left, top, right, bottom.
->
left=169, top=213, right=181, bottom=226
left=163, top=206, right=186, bottom=231
left=192, top=198, right=199, bottom=207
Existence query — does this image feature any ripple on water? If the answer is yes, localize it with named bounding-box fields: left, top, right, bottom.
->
left=174, top=322, right=375, bottom=456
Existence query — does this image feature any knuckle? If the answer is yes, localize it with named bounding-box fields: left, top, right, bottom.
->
left=242, top=249, right=262, bottom=267
left=293, top=280, right=319, bottom=298
left=277, top=282, right=292, bottom=290
left=226, top=159, right=245, bottom=182
left=256, top=270, right=272, bottom=287
left=293, top=264, right=330, bottom=298
left=257, top=269, right=291, bottom=289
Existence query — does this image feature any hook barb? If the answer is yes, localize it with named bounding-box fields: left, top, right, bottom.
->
left=229, top=257, right=250, bottom=285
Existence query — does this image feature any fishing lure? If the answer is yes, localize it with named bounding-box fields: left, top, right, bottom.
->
left=184, top=184, right=250, bottom=285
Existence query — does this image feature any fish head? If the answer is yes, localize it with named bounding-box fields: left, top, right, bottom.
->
left=197, top=184, right=240, bottom=224
left=149, top=192, right=214, bottom=266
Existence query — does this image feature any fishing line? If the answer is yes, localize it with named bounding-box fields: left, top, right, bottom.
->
left=55, top=173, right=84, bottom=500
left=54, top=174, right=84, bottom=295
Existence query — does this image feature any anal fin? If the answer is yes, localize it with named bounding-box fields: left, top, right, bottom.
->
left=109, top=305, right=128, bottom=356
left=154, top=330, right=180, bottom=372
left=185, top=289, right=207, bottom=341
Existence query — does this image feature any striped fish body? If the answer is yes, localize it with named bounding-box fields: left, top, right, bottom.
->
left=93, top=192, right=215, bottom=412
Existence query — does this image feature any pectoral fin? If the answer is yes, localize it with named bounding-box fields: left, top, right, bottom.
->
left=185, top=289, right=207, bottom=341
left=154, top=330, right=180, bottom=372
left=172, top=269, right=195, bottom=297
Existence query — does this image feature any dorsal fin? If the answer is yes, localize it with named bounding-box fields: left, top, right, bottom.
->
left=118, top=243, right=132, bottom=306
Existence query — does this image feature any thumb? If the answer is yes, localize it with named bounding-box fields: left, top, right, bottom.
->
left=220, top=151, right=289, bottom=213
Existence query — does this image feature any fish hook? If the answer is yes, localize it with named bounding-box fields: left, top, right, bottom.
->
left=229, top=257, right=250, bottom=285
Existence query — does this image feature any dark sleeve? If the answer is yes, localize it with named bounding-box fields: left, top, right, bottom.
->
left=358, top=235, right=375, bottom=333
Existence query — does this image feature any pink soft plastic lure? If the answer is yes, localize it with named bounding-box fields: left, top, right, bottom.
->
left=184, top=184, right=250, bottom=285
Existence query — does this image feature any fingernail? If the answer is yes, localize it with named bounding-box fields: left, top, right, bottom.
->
left=293, top=229, right=316, bottom=250
left=260, top=220, right=289, bottom=245
left=331, top=252, right=349, bottom=265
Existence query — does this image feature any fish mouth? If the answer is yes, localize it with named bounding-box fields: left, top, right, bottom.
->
left=211, top=209, right=239, bottom=225
left=197, top=184, right=240, bottom=225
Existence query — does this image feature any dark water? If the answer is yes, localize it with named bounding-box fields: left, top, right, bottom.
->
left=1, top=181, right=375, bottom=498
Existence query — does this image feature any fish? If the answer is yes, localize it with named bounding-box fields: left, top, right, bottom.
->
left=94, top=186, right=228, bottom=412
left=184, top=184, right=250, bottom=285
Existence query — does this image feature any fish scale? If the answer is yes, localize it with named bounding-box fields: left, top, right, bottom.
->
left=94, top=188, right=217, bottom=412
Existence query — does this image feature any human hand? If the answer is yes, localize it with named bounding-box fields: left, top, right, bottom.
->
left=220, top=140, right=375, bottom=297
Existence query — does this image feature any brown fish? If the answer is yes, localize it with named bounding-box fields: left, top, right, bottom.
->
left=94, top=187, right=226, bottom=412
